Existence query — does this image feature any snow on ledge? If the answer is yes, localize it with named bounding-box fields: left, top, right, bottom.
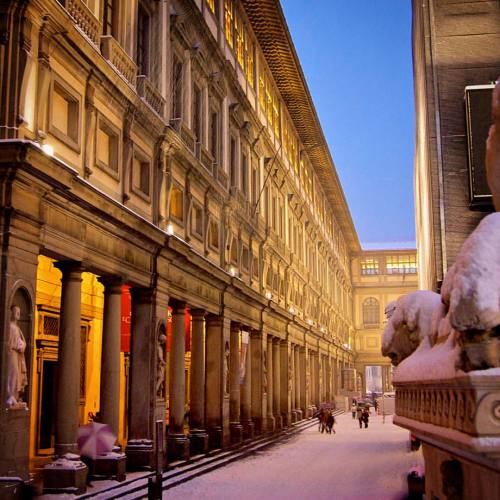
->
left=393, top=334, right=463, bottom=382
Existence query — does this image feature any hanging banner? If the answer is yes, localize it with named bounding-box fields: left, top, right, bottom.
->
left=120, top=285, right=131, bottom=352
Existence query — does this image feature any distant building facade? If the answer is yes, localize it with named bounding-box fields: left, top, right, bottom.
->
left=0, top=0, right=363, bottom=491
left=413, top=0, right=500, bottom=291
left=352, top=249, right=418, bottom=395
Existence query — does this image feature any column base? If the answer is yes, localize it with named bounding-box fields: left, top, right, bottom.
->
left=208, top=426, right=223, bottom=450
left=43, top=454, right=88, bottom=495
left=241, top=419, right=255, bottom=440
left=306, top=406, right=314, bottom=418
left=189, top=429, right=209, bottom=456
left=251, top=417, right=263, bottom=435
left=291, top=410, right=298, bottom=423
left=229, top=422, right=243, bottom=444
left=125, top=439, right=154, bottom=470
left=92, top=452, right=126, bottom=482
left=167, top=433, right=190, bottom=462
left=282, top=413, right=291, bottom=427
left=295, top=409, right=303, bottom=421
left=266, top=415, right=276, bottom=433
left=274, top=414, right=283, bottom=429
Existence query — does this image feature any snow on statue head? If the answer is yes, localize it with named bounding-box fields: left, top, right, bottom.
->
left=381, top=290, right=442, bottom=366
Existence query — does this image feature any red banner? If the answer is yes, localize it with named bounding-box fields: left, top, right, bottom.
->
left=120, top=285, right=131, bottom=352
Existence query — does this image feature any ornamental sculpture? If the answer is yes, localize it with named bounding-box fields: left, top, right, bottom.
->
left=6, top=305, right=28, bottom=408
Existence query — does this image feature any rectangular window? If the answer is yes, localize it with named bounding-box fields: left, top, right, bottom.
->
left=132, top=154, right=150, bottom=197
left=245, top=40, right=255, bottom=87
left=230, top=137, right=237, bottom=188
left=170, top=185, right=184, bottom=222
left=224, top=0, right=233, bottom=48
left=172, top=55, right=183, bottom=120
left=192, top=84, right=202, bottom=142
left=252, top=256, right=259, bottom=279
left=210, top=110, right=219, bottom=162
left=361, top=259, right=379, bottom=275
left=385, top=255, right=417, bottom=274
left=136, top=4, right=149, bottom=76
left=234, top=14, right=244, bottom=67
left=259, top=73, right=266, bottom=112
left=191, top=203, right=203, bottom=238
left=103, top=0, right=115, bottom=36
left=206, top=0, right=215, bottom=13
left=273, top=98, right=280, bottom=138
left=209, top=219, right=220, bottom=250
left=241, top=152, right=248, bottom=194
left=50, top=81, right=80, bottom=149
left=241, top=245, right=250, bottom=272
left=96, top=119, right=119, bottom=174
left=251, top=166, right=258, bottom=207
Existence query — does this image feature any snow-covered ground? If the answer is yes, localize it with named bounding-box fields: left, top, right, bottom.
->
left=167, top=412, right=424, bottom=500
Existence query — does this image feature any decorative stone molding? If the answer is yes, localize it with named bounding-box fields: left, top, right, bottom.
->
left=136, top=76, right=166, bottom=117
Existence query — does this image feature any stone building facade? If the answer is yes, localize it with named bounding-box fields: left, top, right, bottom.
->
left=0, top=0, right=360, bottom=490
left=352, top=249, right=418, bottom=396
left=412, top=0, right=500, bottom=291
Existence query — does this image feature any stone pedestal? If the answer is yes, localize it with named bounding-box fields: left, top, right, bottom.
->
left=93, top=452, right=126, bottom=482
left=267, top=415, right=276, bottom=432
left=125, top=439, right=154, bottom=470
left=242, top=419, right=255, bottom=440
left=291, top=410, right=298, bottom=423
left=189, top=429, right=209, bottom=456
left=0, top=408, right=29, bottom=481
left=43, top=455, right=87, bottom=495
left=295, top=409, right=303, bottom=421
left=167, top=434, right=189, bottom=462
left=208, top=426, right=223, bottom=449
left=229, top=422, right=243, bottom=444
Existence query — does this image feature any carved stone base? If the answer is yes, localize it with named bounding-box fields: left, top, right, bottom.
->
left=93, top=452, right=126, bottom=482
left=0, top=407, right=29, bottom=481
left=266, top=415, right=276, bottom=433
left=291, top=410, right=298, bottom=423
left=274, top=414, right=283, bottom=429
left=43, top=455, right=88, bottom=495
left=229, top=422, right=243, bottom=444
left=295, top=409, right=303, bottom=421
left=167, top=434, right=189, bottom=462
left=125, top=439, right=154, bottom=470
left=208, top=426, right=223, bottom=450
left=306, top=406, right=314, bottom=418
left=251, top=417, right=263, bottom=435
left=281, top=412, right=291, bottom=427
left=189, top=429, right=209, bottom=456
left=241, top=419, right=255, bottom=440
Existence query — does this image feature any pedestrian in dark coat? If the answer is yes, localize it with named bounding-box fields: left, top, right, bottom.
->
left=362, top=407, right=370, bottom=429
left=356, top=407, right=363, bottom=429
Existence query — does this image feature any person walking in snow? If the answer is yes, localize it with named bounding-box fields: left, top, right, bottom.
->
left=356, top=406, right=363, bottom=428
left=362, top=407, right=370, bottom=429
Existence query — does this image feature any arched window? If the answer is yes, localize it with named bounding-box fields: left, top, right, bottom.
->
left=363, top=297, right=380, bottom=327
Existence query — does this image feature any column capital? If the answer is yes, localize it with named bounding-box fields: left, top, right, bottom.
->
left=170, top=299, right=187, bottom=313
left=190, top=308, right=206, bottom=320
left=98, top=275, right=123, bottom=294
left=54, top=260, right=84, bottom=280
left=230, top=321, right=241, bottom=333
left=130, top=286, right=155, bottom=303
left=206, top=313, right=230, bottom=329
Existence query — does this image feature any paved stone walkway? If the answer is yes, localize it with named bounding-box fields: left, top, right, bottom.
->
left=167, top=412, right=424, bottom=500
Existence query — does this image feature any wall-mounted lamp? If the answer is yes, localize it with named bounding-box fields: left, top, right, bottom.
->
left=265, top=291, right=272, bottom=300
left=41, top=143, right=54, bottom=156
left=229, top=266, right=237, bottom=277
left=166, top=223, right=174, bottom=236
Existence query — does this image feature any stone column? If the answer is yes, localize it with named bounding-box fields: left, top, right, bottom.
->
left=98, top=277, right=122, bottom=438
left=205, top=314, right=230, bottom=449
left=280, top=340, right=291, bottom=426
left=290, top=344, right=296, bottom=423
left=294, top=346, right=302, bottom=420
left=126, top=287, right=156, bottom=469
left=240, top=330, right=254, bottom=439
left=272, top=338, right=282, bottom=428
left=167, top=301, right=189, bottom=460
left=250, top=330, right=266, bottom=434
left=54, top=261, right=83, bottom=455
left=189, top=309, right=208, bottom=455
left=229, top=322, right=243, bottom=443
left=304, top=348, right=313, bottom=417
left=266, top=335, right=275, bottom=431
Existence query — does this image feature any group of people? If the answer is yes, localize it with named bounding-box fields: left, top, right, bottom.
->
left=317, top=408, right=336, bottom=434
left=351, top=400, right=371, bottom=429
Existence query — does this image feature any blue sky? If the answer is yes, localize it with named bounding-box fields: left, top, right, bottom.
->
left=280, top=0, right=415, bottom=249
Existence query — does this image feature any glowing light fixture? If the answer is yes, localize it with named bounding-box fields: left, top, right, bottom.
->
left=41, top=143, right=54, bottom=156
left=265, top=291, right=272, bottom=300
left=166, top=223, right=174, bottom=236
left=229, top=266, right=236, bottom=277
left=306, top=319, right=313, bottom=326
left=289, top=307, right=295, bottom=315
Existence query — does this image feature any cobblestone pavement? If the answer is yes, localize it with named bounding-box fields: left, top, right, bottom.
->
left=167, top=412, right=424, bottom=500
